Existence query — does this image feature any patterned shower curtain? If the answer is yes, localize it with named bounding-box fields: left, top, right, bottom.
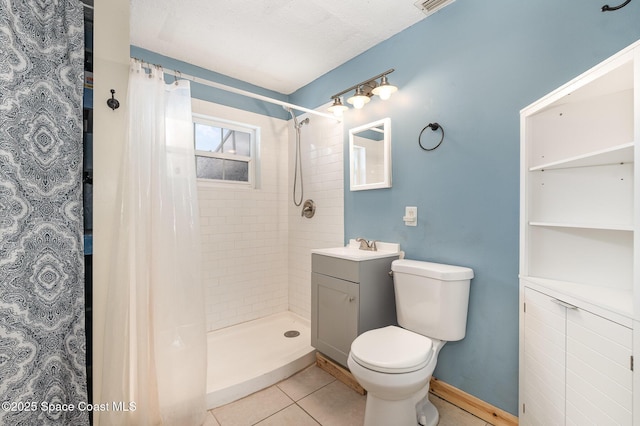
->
left=0, top=1, right=88, bottom=425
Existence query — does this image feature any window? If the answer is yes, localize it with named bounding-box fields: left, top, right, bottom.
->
left=193, top=114, right=259, bottom=186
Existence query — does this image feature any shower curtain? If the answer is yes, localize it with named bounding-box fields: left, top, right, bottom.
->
left=0, top=1, right=88, bottom=425
left=100, top=60, right=206, bottom=425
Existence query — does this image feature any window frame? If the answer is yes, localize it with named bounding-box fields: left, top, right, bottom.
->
left=193, top=113, right=260, bottom=188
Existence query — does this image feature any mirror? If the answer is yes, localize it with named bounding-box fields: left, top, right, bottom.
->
left=349, top=118, right=391, bottom=191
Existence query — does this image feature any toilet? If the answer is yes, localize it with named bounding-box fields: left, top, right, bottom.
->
left=347, top=259, right=474, bottom=426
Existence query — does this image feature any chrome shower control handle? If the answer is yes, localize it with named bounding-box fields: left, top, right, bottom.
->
left=301, top=199, right=316, bottom=218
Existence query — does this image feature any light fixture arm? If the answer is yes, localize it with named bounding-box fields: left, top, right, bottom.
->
left=330, top=69, right=395, bottom=99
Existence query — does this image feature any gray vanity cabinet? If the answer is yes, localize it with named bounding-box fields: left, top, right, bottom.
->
left=311, top=253, right=399, bottom=367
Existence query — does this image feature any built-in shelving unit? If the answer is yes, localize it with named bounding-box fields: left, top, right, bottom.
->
left=520, top=45, right=636, bottom=310
left=519, top=39, right=639, bottom=425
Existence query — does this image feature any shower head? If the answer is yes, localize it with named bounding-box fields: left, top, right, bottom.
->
left=295, top=117, right=310, bottom=130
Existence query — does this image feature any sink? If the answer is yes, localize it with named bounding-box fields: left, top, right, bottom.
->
left=311, top=240, right=403, bottom=261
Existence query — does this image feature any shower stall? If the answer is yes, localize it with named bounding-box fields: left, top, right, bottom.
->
left=192, top=98, right=344, bottom=407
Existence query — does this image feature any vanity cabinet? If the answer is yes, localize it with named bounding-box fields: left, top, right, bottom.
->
left=519, top=39, right=639, bottom=425
left=311, top=252, right=399, bottom=367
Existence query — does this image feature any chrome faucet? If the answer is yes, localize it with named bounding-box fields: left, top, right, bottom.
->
left=355, top=238, right=377, bottom=251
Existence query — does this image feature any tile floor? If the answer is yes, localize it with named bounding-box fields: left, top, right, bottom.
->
left=204, top=364, right=492, bottom=426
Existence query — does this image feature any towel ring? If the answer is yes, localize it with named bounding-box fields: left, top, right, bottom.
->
left=418, top=122, right=444, bottom=151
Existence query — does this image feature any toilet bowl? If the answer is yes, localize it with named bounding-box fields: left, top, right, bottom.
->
left=347, top=259, right=473, bottom=426
left=347, top=326, right=445, bottom=426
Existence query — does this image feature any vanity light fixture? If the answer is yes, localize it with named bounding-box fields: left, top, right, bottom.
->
left=327, top=97, right=349, bottom=116
left=371, top=75, right=398, bottom=100
left=347, top=86, right=372, bottom=109
left=328, top=69, right=397, bottom=116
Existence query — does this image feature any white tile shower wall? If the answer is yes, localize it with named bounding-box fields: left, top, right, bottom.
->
left=287, top=112, right=344, bottom=320
left=193, top=99, right=290, bottom=332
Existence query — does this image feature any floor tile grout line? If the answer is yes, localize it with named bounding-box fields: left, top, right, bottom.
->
left=209, top=385, right=297, bottom=426
left=272, top=374, right=339, bottom=426
left=224, top=371, right=339, bottom=426
left=275, top=372, right=337, bottom=403
left=291, top=381, right=332, bottom=426
left=249, top=399, right=297, bottom=426
left=294, top=401, right=322, bottom=426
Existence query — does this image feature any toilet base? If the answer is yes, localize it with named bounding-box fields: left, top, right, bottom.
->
left=416, top=397, right=439, bottom=426
left=363, top=390, right=438, bottom=426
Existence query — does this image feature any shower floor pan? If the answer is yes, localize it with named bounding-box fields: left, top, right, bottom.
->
left=206, top=311, right=316, bottom=409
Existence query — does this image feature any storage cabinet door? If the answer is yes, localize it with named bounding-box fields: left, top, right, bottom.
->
left=522, top=288, right=567, bottom=426
left=566, top=309, right=632, bottom=426
left=311, top=272, right=358, bottom=366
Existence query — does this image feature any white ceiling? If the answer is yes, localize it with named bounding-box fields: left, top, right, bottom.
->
left=130, top=0, right=429, bottom=94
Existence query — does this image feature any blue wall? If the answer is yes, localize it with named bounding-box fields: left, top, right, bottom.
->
left=290, top=0, right=640, bottom=415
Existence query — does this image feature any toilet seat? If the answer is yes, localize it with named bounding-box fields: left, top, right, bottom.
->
left=351, top=326, right=433, bottom=374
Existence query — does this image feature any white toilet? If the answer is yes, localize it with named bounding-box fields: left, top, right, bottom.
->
left=347, top=259, right=474, bottom=426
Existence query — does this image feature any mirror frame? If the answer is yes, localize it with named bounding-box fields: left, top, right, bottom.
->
left=349, top=117, right=391, bottom=191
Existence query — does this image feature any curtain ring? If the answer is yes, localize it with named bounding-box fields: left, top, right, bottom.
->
left=418, top=122, right=444, bottom=151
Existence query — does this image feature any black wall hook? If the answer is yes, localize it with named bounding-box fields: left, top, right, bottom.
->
left=107, top=89, right=120, bottom=110
left=602, top=0, right=632, bottom=11
left=418, top=122, right=445, bottom=151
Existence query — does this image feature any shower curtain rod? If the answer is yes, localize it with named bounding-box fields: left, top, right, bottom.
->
left=136, top=59, right=339, bottom=121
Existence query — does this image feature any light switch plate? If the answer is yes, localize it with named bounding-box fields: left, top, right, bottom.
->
left=404, top=206, right=417, bottom=226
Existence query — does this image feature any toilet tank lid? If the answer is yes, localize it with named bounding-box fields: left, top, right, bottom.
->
left=392, top=259, right=474, bottom=281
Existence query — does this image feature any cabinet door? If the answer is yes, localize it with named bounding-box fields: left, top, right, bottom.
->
left=566, top=309, right=632, bottom=425
left=311, top=272, right=358, bottom=366
left=522, top=288, right=566, bottom=426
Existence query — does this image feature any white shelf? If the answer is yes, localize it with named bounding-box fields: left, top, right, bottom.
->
left=529, top=142, right=634, bottom=171
left=529, top=221, right=634, bottom=232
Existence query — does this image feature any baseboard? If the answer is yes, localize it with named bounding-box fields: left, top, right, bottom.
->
left=315, top=353, right=365, bottom=395
left=430, top=377, right=518, bottom=426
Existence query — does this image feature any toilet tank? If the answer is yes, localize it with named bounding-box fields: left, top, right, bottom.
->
left=391, top=259, right=473, bottom=341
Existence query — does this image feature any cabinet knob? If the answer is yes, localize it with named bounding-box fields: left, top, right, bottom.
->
left=348, top=296, right=356, bottom=302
